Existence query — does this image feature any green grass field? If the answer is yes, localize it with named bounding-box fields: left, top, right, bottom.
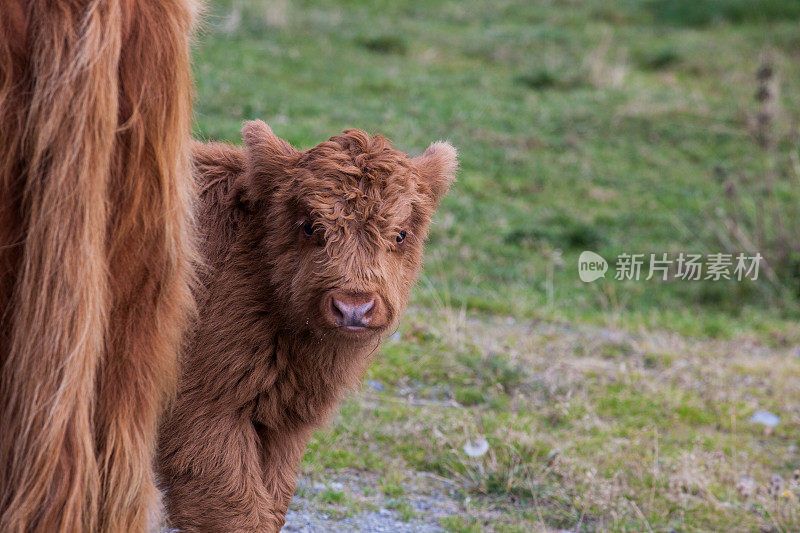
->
left=194, top=1, right=800, bottom=530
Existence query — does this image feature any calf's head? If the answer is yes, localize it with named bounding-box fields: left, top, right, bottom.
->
left=236, top=120, right=456, bottom=343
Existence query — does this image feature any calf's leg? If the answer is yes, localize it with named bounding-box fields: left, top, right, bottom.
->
left=161, top=412, right=279, bottom=532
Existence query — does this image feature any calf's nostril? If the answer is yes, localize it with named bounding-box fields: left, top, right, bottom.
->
left=358, top=300, right=375, bottom=316
left=352, top=300, right=374, bottom=326
left=331, top=298, right=346, bottom=321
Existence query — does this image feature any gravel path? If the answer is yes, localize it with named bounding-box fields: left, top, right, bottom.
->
left=283, top=508, right=444, bottom=532
left=281, top=471, right=459, bottom=533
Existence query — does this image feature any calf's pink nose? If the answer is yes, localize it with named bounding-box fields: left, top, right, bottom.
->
left=330, top=294, right=375, bottom=327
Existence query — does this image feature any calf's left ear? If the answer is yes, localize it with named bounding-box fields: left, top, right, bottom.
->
left=413, top=141, right=458, bottom=204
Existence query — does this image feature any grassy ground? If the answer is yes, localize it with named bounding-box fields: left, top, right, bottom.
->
left=294, top=308, right=800, bottom=531
left=193, top=1, right=800, bottom=530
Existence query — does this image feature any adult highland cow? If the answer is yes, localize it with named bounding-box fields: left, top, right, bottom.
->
left=0, top=1, right=197, bottom=531
left=158, top=121, right=456, bottom=532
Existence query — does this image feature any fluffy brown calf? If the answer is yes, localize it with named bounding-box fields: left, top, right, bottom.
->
left=0, top=1, right=197, bottom=531
left=158, top=121, right=456, bottom=531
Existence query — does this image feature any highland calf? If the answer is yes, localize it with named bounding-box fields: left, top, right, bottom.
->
left=158, top=121, right=456, bottom=532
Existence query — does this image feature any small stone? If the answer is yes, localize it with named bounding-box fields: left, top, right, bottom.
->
left=750, top=411, right=779, bottom=428
left=737, top=476, right=755, bottom=498
left=366, top=379, right=386, bottom=392
left=463, top=437, right=489, bottom=458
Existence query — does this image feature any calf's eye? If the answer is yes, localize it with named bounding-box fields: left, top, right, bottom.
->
left=396, top=230, right=407, bottom=244
left=303, top=221, right=314, bottom=236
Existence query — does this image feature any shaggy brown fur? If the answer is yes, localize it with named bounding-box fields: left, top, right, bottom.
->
left=158, top=121, right=456, bottom=532
left=0, top=1, right=197, bottom=531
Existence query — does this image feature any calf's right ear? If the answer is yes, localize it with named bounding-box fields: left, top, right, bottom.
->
left=235, top=120, right=298, bottom=205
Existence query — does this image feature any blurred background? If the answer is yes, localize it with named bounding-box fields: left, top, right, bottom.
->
left=194, top=1, right=800, bottom=530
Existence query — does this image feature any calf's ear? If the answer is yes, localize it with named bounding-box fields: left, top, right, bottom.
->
left=413, top=141, right=458, bottom=204
left=242, top=120, right=297, bottom=172
left=236, top=120, right=298, bottom=205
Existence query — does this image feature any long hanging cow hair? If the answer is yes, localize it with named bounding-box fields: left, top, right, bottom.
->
left=0, top=1, right=198, bottom=531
